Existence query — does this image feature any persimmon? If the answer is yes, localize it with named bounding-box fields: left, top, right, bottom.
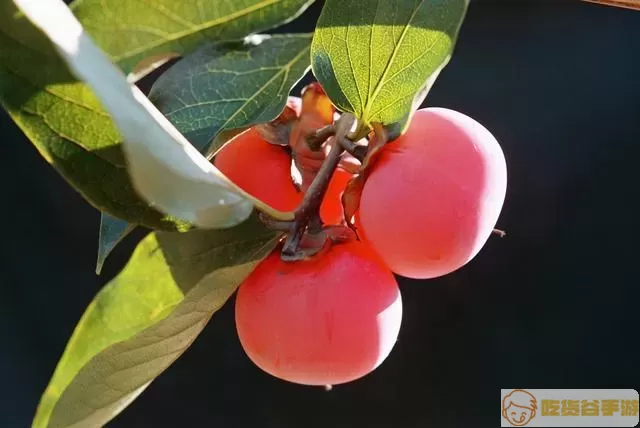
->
left=235, top=239, right=402, bottom=386
left=289, top=83, right=335, bottom=192
left=320, top=167, right=353, bottom=225
left=358, top=107, right=507, bottom=279
left=213, top=127, right=302, bottom=212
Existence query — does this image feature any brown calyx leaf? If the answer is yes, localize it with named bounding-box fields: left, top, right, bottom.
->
left=323, top=224, right=357, bottom=243
left=255, top=96, right=301, bottom=147
left=341, top=174, right=365, bottom=228
left=341, top=123, right=389, bottom=230
left=360, top=123, right=388, bottom=171
left=289, top=82, right=336, bottom=191
left=282, top=224, right=357, bottom=262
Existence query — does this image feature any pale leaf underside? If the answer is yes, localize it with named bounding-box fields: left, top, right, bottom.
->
left=16, top=0, right=258, bottom=229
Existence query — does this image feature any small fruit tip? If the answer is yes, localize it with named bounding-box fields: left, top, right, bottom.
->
left=302, top=81, right=326, bottom=96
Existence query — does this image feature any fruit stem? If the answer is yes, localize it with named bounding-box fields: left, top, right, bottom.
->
left=305, top=125, right=336, bottom=151
left=492, top=228, right=507, bottom=238
left=281, top=113, right=356, bottom=259
left=337, top=136, right=367, bottom=163
left=351, top=120, right=372, bottom=142
left=305, top=124, right=367, bottom=163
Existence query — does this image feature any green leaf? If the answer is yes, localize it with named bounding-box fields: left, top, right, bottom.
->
left=11, top=0, right=274, bottom=230
left=33, top=212, right=281, bottom=428
left=311, top=0, right=468, bottom=135
left=149, top=34, right=311, bottom=152
left=72, top=0, right=316, bottom=75
left=95, top=212, right=136, bottom=275
left=0, top=2, right=177, bottom=230
left=1, top=0, right=307, bottom=230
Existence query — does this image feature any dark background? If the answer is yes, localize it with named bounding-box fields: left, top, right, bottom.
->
left=1, top=1, right=639, bottom=427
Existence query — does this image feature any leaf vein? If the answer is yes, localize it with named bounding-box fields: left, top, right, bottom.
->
left=363, top=0, right=426, bottom=122
left=215, top=45, right=310, bottom=134
left=111, top=0, right=283, bottom=63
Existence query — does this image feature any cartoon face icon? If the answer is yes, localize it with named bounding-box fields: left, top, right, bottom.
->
left=502, top=390, right=537, bottom=426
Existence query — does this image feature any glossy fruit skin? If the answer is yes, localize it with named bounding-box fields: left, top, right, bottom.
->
left=359, top=107, right=507, bottom=279
left=235, top=240, right=402, bottom=386
left=320, top=167, right=353, bottom=225
left=214, top=127, right=302, bottom=212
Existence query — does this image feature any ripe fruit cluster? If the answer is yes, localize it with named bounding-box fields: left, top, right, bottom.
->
left=214, top=89, right=507, bottom=387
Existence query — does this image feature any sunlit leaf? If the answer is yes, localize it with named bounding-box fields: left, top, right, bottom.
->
left=149, top=33, right=312, bottom=153
left=33, top=213, right=281, bottom=428
left=72, top=0, right=315, bottom=75
left=311, top=0, right=468, bottom=136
